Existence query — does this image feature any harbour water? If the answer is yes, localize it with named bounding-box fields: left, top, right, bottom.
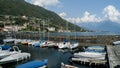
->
left=0, top=44, right=107, bottom=68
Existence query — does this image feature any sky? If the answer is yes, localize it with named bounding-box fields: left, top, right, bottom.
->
left=25, top=0, right=120, bottom=24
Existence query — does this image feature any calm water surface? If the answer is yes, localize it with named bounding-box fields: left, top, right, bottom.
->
left=1, top=45, right=107, bottom=68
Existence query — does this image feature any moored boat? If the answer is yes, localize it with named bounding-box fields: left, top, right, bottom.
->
left=72, top=57, right=106, bottom=65
left=16, top=59, right=48, bottom=68
left=3, top=38, right=15, bottom=43
left=74, top=52, right=105, bottom=60
left=67, top=41, right=79, bottom=49
left=61, top=62, right=78, bottom=68
left=85, top=46, right=105, bottom=51
left=0, top=46, right=21, bottom=58
left=0, top=52, right=31, bottom=64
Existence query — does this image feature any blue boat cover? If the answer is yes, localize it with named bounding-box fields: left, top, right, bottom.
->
left=33, top=42, right=40, bottom=47
left=16, top=59, right=48, bottom=68
left=0, top=45, right=11, bottom=50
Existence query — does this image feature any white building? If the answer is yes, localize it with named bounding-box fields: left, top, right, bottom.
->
left=47, top=27, right=55, bottom=32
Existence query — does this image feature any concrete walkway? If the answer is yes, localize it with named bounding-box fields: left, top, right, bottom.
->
left=107, top=45, right=120, bottom=68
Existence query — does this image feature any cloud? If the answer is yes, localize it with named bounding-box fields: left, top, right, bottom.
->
left=61, top=5, right=120, bottom=24
left=80, top=11, right=102, bottom=23
left=103, top=5, right=120, bottom=23
left=59, top=12, right=67, bottom=18
left=64, top=11, right=102, bottom=23
left=66, top=17, right=80, bottom=23
left=25, top=0, right=60, bottom=7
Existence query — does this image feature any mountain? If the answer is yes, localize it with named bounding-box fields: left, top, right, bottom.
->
left=79, top=21, right=120, bottom=33
left=0, top=0, right=84, bottom=31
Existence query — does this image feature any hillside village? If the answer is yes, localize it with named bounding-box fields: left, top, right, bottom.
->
left=0, top=15, right=73, bottom=32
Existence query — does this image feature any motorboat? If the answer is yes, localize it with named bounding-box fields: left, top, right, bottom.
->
left=72, top=57, right=106, bottom=65
left=16, top=59, right=48, bottom=68
left=0, top=52, right=31, bottom=64
left=85, top=46, right=105, bottom=51
left=55, top=40, right=70, bottom=49
left=0, top=46, right=21, bottom=58
left=61, top=62, right=78, bottom=68
left=56, top=42, right=70, bottom=49
left=32, top=41, right=40, bottom=47
left=40, top=41, right=55, bottom=47
left=67, top=41, right=79, bottom=49
left=74, top=52, right=105, bottom=60
left=84, top=46, right=106, bottom=55
left=3, top=38, right=15, bottom=43
left=112, top=41, right=120, bottom=46
left=32, top=38, right=46, bottom=47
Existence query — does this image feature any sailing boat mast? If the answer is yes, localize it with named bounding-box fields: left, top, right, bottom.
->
left=74, top=20, right=76, bottom=40
left=42, top=19, right=45, bottom=39
left=47, top=19, right=49, bottom=41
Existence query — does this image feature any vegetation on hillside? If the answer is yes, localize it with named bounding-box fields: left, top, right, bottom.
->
left=0, top=0, right=86, bottom=31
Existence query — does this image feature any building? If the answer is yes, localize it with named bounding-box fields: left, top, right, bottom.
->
left=47, top=27, right=55, bottom=32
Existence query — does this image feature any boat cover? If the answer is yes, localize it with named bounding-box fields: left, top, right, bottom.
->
left=0, top=45, right=11, bottom=50
left=16, top=59, right=48, bottom=68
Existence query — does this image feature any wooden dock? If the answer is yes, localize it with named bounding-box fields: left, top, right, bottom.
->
left=107, top=45, right=120, bottom=68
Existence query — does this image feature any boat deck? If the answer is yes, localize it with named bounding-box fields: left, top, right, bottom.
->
left=107, top=45, right=120, bottom=68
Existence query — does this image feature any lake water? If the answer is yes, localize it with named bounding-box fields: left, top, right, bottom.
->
left=5, top=31, right=120, bottom=38
left=1, top=45, right=107, bottom=68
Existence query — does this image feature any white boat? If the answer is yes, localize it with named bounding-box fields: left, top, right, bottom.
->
left=61, top=62, right=78, bottom=68
left=56, top=42, right=70, bottom=49
left=0, top=52, right=31, bottom=64
left=0, top=46, right=21, bottom=58
left=72, top=57, right=90, bottom=62
left=86, top=46, right=105, bottom=51
left=40, top=41, right=55, bottom=47
left=74, top=52, right=105, bottom=60
left=32, top=40, right=46, bottom=47
left=84, top=46, right=106, bottom=55
left=112, top=41, right=120, bottom=45
left=14, top=39, right=22, bottom=44
left=72, top=57, right=106, bottom=65
left=3, top=38, right=15, bottom=43
left=67, top=42, right=79, bottom=49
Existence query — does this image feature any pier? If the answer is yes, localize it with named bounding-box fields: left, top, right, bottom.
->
left=107, top=45, right=120, bottom=68
left=3, top=31, right=120, bottom=46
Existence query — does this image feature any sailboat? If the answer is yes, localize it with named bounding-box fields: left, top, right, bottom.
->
left=67, top=21, right=79, bottom=49
left=68, top=40, right=79, bottom=49
left=56, top=39, right=71, bottom=49
left=54, top=22, right=71, bottom=49
left=40, top=19, right=55, bottom=47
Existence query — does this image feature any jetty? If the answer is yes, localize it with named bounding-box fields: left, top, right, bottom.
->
left=107, top=45, right=120, bottom=68
left=3, top=31, right=120, bottom=45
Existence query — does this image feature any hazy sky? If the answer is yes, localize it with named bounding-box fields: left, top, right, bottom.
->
left=25, top=0, right=120, bottom=24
